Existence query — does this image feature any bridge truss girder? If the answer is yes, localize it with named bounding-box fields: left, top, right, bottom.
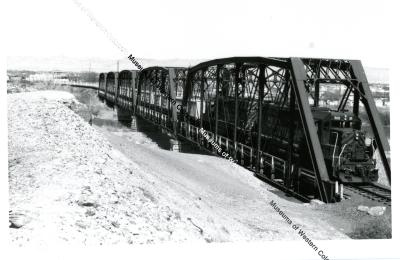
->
left=180, top=57, right=390, bottom=203
left=104, top=56, right=390, bottom=203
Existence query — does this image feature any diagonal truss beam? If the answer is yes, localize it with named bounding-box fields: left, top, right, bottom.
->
left=349, top=60, right=391, bottom=184
left=290, top=58, right=330, bottom=203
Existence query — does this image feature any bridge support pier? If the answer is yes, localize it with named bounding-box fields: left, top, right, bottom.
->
left=170, top=139, right=181, bottom=151
left=169, top=138, right=193, bottom=152
left=117, top=107, right=133, bottom=125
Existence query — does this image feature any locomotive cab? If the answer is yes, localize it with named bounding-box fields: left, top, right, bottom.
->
left=313, top=109, right=378, bottom=184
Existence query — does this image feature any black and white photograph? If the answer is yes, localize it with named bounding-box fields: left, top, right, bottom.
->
left=2, top=0, right=399, bottom=259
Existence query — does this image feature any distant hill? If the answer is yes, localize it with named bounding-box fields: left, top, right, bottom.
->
left=7, top=56, right=389, bottom=84
left=7, top=56, right=203, bottom=73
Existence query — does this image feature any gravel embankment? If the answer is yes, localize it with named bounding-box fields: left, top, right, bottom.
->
left=8, top=90, right=347, bottom=245
left=8, top=91, right=203, bottom=245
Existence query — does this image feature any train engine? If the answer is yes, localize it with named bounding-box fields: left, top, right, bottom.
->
left=317, top=110, right=378, bottom=184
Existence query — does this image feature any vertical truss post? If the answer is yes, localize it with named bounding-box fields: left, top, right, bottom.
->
left=314, top=65, right=321, bottom=107
left=142, top=73, right=146, bottom=116
left=352, top=83, right=360, bottom=116
left=159, top=71, right=165, bottom=121
left=349, top=60, right=391, bottom=184
left=147, top=73, right=151, bottom=118
left=169, top=68, right=178, bottom=136
left=233, top=63, right=240, bottom=159
left=131, top=71, right=137, bottom=113
left=215, top=65, right=221, bottom=142
left=290, top=58, right=330, bottom=203
left=114, top=72, right=119, bottom=105
left=287, top=73, right=295, bottom=188
left=105, top=75, right=108, bottom=101
left=143, top=73, right=147, bottom=117
left=314, top=81, right=320, bottom=107
left=256, top=65, right=265, bottom=172
left=200, top=69, right=205, bottom=130
left=117, top=74, right=120, bottom=106
left=183, top=73, right=192, bottom=138
left=136, top=73, right=143, bottom=116
left=104, top=73, right=109, bottom=101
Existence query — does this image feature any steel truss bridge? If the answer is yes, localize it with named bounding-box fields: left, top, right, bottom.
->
left=94, top=57, right=390, bottom=203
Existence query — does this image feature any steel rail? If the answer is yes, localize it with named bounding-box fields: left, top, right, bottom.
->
left=345, top=183, right=391, bottom=206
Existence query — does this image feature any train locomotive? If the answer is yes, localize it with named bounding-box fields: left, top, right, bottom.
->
left=98, top=56, right=390, bottom=203
left=214, top=95, right=378, bottom=185
left=317, top=110, right=378, bottom=184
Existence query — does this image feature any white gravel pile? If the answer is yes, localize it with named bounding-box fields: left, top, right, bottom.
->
left=8, top=90, right=347, bottom=246
left=8, top=91, right=203, bottom=245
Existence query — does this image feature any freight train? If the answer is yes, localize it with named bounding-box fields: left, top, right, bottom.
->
left=97, top=57, right=389, bottom=203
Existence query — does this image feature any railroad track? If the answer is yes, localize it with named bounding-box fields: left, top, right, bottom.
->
left=344, top=183, right=391, bottom=206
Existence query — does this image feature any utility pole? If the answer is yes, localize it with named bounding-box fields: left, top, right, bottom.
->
left=117, top=60, right=119, bottom=73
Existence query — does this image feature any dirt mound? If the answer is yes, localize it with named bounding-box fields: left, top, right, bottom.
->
left=8, top=90, right=347, bottom=245
left=8, top=91, right=203, bottom=245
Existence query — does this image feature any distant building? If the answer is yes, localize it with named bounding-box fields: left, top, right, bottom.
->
left=28, top=73, right=53, bottom=81
left=27, top=71, right=69, bottom=83
left=9, top=75, right=23, bottom=82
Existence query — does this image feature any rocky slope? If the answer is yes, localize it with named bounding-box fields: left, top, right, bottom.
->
left=8, top=91, right=203, bottom=245
left=8, top=90, right=347, bottom=245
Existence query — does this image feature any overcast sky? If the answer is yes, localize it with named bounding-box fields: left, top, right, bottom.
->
left=5, top=0, right=395, bottom=68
